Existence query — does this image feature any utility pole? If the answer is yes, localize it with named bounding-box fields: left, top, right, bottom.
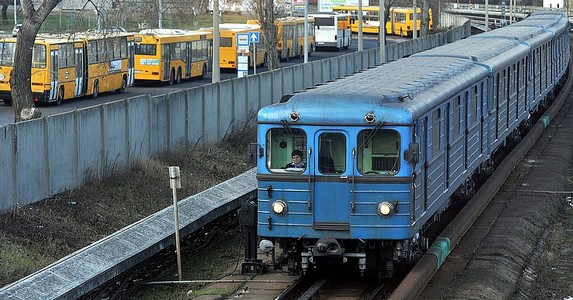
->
left=379, top=0, right=385, bottom=64
left=413, top=0, right=417, bottom=39
left=158, top=0, right=163, bottom=29
left=485, top=0, right=489, bottom=31
left=212, top=0, right=220, bottom=83
left=304, top=0, right=308, bottom=63
left=358, top=0, right=363, bottom=51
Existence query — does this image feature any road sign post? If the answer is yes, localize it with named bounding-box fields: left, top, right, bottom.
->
left=249, top=31, right=260, bottom=75
left=236, top=33, right=250, bottom=78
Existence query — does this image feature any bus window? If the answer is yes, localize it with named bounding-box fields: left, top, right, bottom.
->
left=318, top=133, right=346, bottom=174
left=266, top=128, right=306, bottom=173
left=358, top=129, right=400, bottom=175
left=220, top=37, right=233, bottom=47
left=315, top=17, right=334, bottom=27
left=135, top=44, right=156, bottom=56
left=32, top=44, right=46, bottom=68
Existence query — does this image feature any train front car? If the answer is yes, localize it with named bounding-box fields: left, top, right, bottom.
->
left=255, top=56, right=488, bottom=277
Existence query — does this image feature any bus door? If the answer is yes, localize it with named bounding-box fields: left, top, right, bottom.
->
left=312, top=131, right=350, bottom=228
left=74, top=46, right=84, bottom=97
left=49, top=50, right=59, bottom=101
left=185, top=41, right=192, bottom=78
left=162, top=44, right=171, bottom=81
left=127, top=38, right=135, bottom=86
left=281, top=25, right=289, bottom=59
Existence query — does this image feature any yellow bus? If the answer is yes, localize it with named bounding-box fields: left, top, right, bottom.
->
left=79, top=32, right=135, bottom=98
left=134, top=29, right=212, bottom=85
left=199, top=23, right=267, bottom=69
left=248, top=17, right=315, bottom=61
left=331, top=6, right=433, bottom=37
left=0, top=31, right=134, bottom=105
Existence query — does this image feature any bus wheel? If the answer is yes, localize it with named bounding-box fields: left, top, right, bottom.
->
left=56, top=86, right=64, bottom=106
left=169, top=69, right=175, bottom=86
left=3, top=99, right=12, bottom=105
left=176, top=69, right=182, bottom=84
left=92, top=81, right=99, bottom=99
left=116, top=76, right=127, bottom=94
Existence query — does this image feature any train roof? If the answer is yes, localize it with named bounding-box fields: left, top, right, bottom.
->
left=258, top=11, right=566, bottom=127
left=258, top=56, right=487, bottom=125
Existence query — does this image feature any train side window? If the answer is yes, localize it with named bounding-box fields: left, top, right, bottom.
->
left=431, top=109, right=441, bottom=157
left=266, top=128, right=306, bottom=173
left=357, top=129, right=399, bottom=175
left=453, top=95, right=462, bottom=138
left=470, top=86, right=478, bottom=125
left=318, top=133, right=346, bottom=174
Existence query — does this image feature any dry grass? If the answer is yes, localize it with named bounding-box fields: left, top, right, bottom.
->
left=0, top=125, right=255, bottom=289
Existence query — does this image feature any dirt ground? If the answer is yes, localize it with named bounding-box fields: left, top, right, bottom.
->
left=0, top=125, right=255, bottom=290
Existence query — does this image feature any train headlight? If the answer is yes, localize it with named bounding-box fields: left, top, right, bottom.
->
left=377, top=201, right=396, bottom=217
left=271, top=200, right=288, bottom=215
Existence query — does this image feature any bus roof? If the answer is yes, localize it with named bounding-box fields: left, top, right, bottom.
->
left=135, top=29, right=212, bottom=40
left=309, top=12, right=351, bottom=17
left=199, top=23, right=261, bottom=32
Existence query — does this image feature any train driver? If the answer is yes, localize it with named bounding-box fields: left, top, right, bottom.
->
left=285, top=149, right=306, bottom=170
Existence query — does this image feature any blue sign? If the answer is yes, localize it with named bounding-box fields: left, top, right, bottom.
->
left=249, top=31, right=260, bottom=43
left=236, top=33, right=249, bottom=46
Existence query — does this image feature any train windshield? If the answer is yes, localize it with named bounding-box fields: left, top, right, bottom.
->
left=266, top=128, right=307, bottom=173
left=357, top=129, right=400, bottom=175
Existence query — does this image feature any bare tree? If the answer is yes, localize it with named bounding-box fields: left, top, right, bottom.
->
left=419, top=0, right=430, bottom=36
left=11, top=0, right=62, bottom=122
left=247, top=0, right=280, bottom=70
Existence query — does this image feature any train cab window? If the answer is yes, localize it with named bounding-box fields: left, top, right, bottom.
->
left=266, top=128, right=306, bottom=173
left=357, top=129, right=400, bottom=175
left=318, top=133, right=346, bottom=174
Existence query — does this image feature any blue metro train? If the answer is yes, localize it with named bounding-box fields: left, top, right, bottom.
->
left=255, top=11, right=570, bottom=276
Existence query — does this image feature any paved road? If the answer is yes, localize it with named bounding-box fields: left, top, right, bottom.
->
left=0, top=37, right=390, bottom=126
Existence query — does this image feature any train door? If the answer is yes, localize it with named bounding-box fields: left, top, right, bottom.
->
left=445, top=102, right=451, bottom=189
left=413, top=118, right=426, bottom=220
left=49, top=49, right=59, bottom=101
left=74, top=46, right=84, bottom=97
left=425, top=107, right=446, bottom=210
left=312, top=131, right=349, bottom=226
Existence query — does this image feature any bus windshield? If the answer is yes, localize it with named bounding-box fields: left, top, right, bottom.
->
left=0, top=42, right=16, bottom=66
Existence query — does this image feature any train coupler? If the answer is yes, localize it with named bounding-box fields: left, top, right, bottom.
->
left=241, top=258, right=264, bottom=274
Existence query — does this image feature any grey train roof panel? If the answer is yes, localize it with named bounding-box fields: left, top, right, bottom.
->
left=258, top=56, right=487, bottom=125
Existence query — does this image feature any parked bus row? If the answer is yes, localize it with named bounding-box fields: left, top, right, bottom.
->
left=0, top=12, right=381, bottom=106
left=0, top=31, right=134, bottom=106
left=331, top=6, right=433, bottom=37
